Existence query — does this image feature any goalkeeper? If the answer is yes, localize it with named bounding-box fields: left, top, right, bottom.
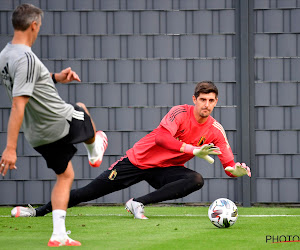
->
left=13, top=81, right=251, bottom=220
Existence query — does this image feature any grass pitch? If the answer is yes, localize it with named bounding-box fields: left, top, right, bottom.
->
left=0, top=205, right=299, bottom=249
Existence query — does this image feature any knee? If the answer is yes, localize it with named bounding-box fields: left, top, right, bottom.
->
left=190, top=172, right=204, bottom=190
left=58, top=165, right=75, bottom=182
left=76, top=102, right=88, bottom=112
left=76, top=102, right=86, bottom=109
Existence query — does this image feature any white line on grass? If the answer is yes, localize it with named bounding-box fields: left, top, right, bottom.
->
left=1, top=214, right=300, bottom=218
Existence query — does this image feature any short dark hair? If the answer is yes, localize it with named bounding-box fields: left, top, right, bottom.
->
left=194, top=81, right=218, bottom=99
left=12, top=3, right=43, bottom=31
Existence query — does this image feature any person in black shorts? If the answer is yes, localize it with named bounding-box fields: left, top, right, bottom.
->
left=0, top=3, right=107, bottom=247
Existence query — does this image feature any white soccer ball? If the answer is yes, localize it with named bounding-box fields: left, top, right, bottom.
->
left=208, top=198, right=238, bottom=228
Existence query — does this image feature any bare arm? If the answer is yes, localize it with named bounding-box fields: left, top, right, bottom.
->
left=0, top=96, right=29, bottom=176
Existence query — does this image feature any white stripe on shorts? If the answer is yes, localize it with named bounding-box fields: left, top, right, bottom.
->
left=73, top=110, right=84, bottom=121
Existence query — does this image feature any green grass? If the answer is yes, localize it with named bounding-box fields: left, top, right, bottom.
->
left=0, top=205, right=300, bottom=249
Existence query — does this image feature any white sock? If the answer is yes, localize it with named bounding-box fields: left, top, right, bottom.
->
left=84, top=139, right=98, bottom=159
left=52, top=209, right=67, bottom=235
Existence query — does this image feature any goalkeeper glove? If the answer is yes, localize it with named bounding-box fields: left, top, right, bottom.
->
left=225, top=162, right=251, bottom=177
left=184, top=143, right=221, bottom=164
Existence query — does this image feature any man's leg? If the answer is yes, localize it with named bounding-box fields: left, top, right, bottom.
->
left=36, top=173, right=125, bottom=216
left=51, top=161, right=74, bottom=233
left=48, top=161, right=81, bottom=247
left=125, top=166, right=204, bottom=219
left=76, top=102, right=108, bottom=167
left=134, top=166, right=204, bottom=205
left=76, top=102, right=96, bottom=142
left=36, top=157, right=145, bottom=216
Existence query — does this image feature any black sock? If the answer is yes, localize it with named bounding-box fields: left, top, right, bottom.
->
left=35, top=202, right=52, bottom=217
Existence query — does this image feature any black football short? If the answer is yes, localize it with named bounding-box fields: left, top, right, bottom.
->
left=98, top=156, right=197, bottom=190
left=34, top=104, right=94, bottom=175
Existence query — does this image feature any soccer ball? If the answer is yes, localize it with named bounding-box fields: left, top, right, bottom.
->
left=208, top=198, right=238, bottom=228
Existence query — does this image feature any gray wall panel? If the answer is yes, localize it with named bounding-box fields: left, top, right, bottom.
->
left=153, top=0, right=173, bottom=10
left=207, top=179, right=236, bottom=202
left=255, top=83, right=300, bottom=106
left=254, top=0, right=300, bottom=203
left=277, top=34, right=297, bottom=57
left=126, top=0, right=147, bottom=10
left=55, top=84, right=70, bottom=103
left=140, top=12, right=160, bottom=34
left=47, top=0, right=67, bottom=10
left=256, top=107, right=300, bottom=130
left=256, top=179, right=272, bottom=202
left=193, top=11, right=213, bottom=33
left=219, top=10, right=235, bottom=33
left=154, top=36, right=173, bottom=58
left=207, top=36, right=226, bottom=57
left=0, top=85, right=10, bottom=107
left=61, top=60, right=82, bottom=79
left=128, top=84, right=148, bottom=106
left=0, top=0, right=13, bottom=10
left=257, top=178, right=300, bottom=203
left=167, top=11, right=186, bottom=34
left=39, top=12, right=54, bottom=35
left=256, top=155, right=300, bottom=178
left=154, top=84, right=174, bottom=106
left=279, top=179, right=298, bottom=202
left=6, top=157, right=30, bottom=180
left=142, top=108, right=162, bottom=130
left=291, top=9, right=300, bottom=32
left=278, top=131, right=299, bottom=154
left=256, top=131, right=299, bottom=154
left=75, top=84, right=96, bottom=107
left=101, top=84, right=121, bottom=106
left=0, top=109, right=9, bottom=132
left=115, top=60, right=134, bottom=82
left=115, top=12, right=134, bottom=34
left=128, top=36, right=147, bottom=58
left=75, top=36, right=94, bottom=59
left=89, top=61, right=108, bottom=82
left=37, top=157, right=56, bottom=179
left=180, top=35, right=200, bottom=58
left=61, top=12, right=81, bottom=34
left=0, top=35, right=11, bottom=52
left=206, top=0, right=234, bottom=9
left=24, top=181, right=45, bottom=204
left=141, top=60, right=160, bottom=82
left=74, top=0, right=93, bottom=10
left=264, top=10, right=284, bottom=32
left=254, top=0, right=298, bottom=9
left=100, top=0, right=120, bottom=10
left=87, top=12, right=107, bottom=34
left=115, top=108, right=135, bottom=130
left=0, top=181, right=17, bottom=204
left=167, top=60, right=186, bottom=82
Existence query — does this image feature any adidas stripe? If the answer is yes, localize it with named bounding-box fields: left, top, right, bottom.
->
left=72, top=110, right=84, bottom=121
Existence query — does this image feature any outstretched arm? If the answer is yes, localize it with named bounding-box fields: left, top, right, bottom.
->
left=155, top=127, right=221, bottom=164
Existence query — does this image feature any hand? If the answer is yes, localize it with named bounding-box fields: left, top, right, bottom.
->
left=225, top=162, right=251, bottom=177
left=54, top=67, right=81, bottom=84
left=192, top=143, right=222, bottom=164
left=0, top=147, right=17, bottom=176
